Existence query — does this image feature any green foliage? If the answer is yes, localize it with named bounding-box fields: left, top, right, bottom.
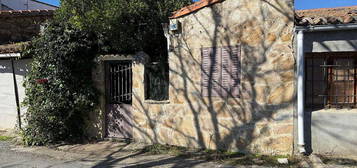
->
left=21, top=0, right=192, bottom=145
left=22, top=21, right=99, bottom=145
left=0, top=136, right=13, bottom=141
left=142, top=143, right=187, bottom=155
left=57, top=0, right=193, bottom=60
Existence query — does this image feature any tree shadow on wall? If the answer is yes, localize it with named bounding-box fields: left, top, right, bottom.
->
left=95, top=0, right=296, bottom=167
left=134, top=0, right=295, bottom=157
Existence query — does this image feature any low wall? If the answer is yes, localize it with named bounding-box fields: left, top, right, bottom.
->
left=0, top=58, right=31, bottom=130
left=308, top=109, right=357, bottom=156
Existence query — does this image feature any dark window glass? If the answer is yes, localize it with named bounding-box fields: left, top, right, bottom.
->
left=305, top=52, right=357, bottom=109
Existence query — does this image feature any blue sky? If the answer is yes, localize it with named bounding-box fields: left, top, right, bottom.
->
left=42, top=0, right=357, bottom=10
left=38, top=0, right=60, bottom=7
left=295, top=0, right=357, bottom=10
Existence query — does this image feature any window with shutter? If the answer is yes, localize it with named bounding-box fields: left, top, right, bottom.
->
left=202, top=47, right=221, bottom=97
left=201, top=46, right=241, bottom=97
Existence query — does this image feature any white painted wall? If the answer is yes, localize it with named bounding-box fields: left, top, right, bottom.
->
left=1, top=0, right=57, bottom=10
left=0, top=59, right=31, bottom=129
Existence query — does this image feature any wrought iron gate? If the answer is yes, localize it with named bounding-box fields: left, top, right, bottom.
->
left=105, top=61, right=133, bottom=139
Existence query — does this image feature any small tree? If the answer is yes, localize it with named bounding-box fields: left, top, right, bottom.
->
left=57, top=0, right=193, bottom=60
left=22, top=21, right=99, bottom=145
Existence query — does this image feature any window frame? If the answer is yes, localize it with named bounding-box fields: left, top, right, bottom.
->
left=305, top=52, right=357, bottom=109
left=201, top=45, right=241, bottom=98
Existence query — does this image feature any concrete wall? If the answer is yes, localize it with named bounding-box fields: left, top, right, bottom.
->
left=308, top=109, right=357, bottom=156
left=303, top=30, right=357, bottom=156
left=0, top=58, right=31, bottom=130
left=131, top=0, right=295, bottom=154
left=304, top=30, right=357, bottom=53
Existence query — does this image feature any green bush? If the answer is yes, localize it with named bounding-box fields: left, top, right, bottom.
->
left=57, top=0, right=193, bottom=61
left=22, top=21, right=99, bottom=145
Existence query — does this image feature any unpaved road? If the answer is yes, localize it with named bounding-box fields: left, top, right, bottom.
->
left=0, top=142, right=87, bottom=168
left=0, top=141, right=229, bottom=168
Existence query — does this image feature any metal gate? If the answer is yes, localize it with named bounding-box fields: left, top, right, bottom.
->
left=105, top=61, right=133, bottom=139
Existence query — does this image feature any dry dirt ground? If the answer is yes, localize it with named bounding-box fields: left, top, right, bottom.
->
left=1, top=129, right=356, bottom=168
left=0, top=140, right=272, bottom=168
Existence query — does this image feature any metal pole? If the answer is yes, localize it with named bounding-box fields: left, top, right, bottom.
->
left=11, top=58, right=22, bottom=130
left=297, top=30, right=306, bottom=154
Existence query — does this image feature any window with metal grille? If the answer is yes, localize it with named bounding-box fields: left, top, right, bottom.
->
left=201, top=46, right=241, bottom=97
left=305, top=52, right=357, bottom=109
left=145, top=62, right=169, bottom=101
left=106, top=61, right=132, bottom=104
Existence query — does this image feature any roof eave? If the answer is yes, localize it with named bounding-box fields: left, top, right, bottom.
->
left=296, top=23, right=357, bottom=32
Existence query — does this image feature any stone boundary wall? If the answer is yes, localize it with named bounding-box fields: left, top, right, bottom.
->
left=0, top=16, right=50, bottom=44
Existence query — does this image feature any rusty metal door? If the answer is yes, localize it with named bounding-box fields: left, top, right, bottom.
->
left=105, top=61, right=133, bottom=139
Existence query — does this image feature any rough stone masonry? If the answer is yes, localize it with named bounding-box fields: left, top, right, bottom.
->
left=90, top=0, right=295, bottom=155
left=130, top=0, right=295, bottom=154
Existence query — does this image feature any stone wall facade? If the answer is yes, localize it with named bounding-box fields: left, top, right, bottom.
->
left=131, top=0, right=295, bottom=154
left=0, top=16, right=50, bottom=45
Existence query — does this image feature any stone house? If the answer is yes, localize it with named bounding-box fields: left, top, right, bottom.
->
left=0, top=0, right=354, bottom=157
left=94, top=0, right=357, bottom=156
left=0, top=10, right=54, bottom=129
left=93, top=0, right=296, bottom=155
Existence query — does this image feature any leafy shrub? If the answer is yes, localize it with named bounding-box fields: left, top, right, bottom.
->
left=57, top=0, right=193, bottom=61
left=22, top=21, right=99, bottom=145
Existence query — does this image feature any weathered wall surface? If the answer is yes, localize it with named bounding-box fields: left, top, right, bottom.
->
left=304, top=30, right=357, bottom=53
left=306, top=109, right=357, bottom=156
left=0, top=59, right=31, bottom=130
left=132, top=0, right=295, bottom=154
left=0, top=16, right=49, bottom=45
left=303, top=30, right=357, bottom=156
left=91, top=54, right=144, bottom=139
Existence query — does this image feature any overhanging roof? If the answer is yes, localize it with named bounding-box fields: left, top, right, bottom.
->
left=0, top=9, right=55, bottom=18
left=170, top=0, right=223, bottom=19
left=296, top=6, right=357, bottom=26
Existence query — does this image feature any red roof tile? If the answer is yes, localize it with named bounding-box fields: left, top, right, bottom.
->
left=0, top=9, right=55, bottom=18
left=170, top=0, right=223, bottom=19
left=296, top=6, right=357, bottom=26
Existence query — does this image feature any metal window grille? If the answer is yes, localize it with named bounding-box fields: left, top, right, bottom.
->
left=145, top=62, right=169, bottom=101
left=106, top=61, right=132, bottom=104
left=305, top=53, right=357, bottom=109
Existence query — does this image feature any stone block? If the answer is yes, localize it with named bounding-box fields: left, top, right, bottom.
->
left=267, top=33, right=277, bottom=43
left=281, top=70, right=295, bottom=82
left=268, top=82, right=295, bottom=105
left=281, top=33, right=293, bottom=42
left=272, top=54, right=295, bottom=71
left=264, top=136, right=293, bottom=153
left=272, top=124, right=293, bottom=135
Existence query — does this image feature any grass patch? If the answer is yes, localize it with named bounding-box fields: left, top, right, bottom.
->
left=0, top=136, right=13, bottom=141
left=141, top=144, right=300, bottom=167
left=226, top=154, right=300, bottom=167
left=141, top=143, right=187, bottom=155
left=319, top=155, right=357, bottom=166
